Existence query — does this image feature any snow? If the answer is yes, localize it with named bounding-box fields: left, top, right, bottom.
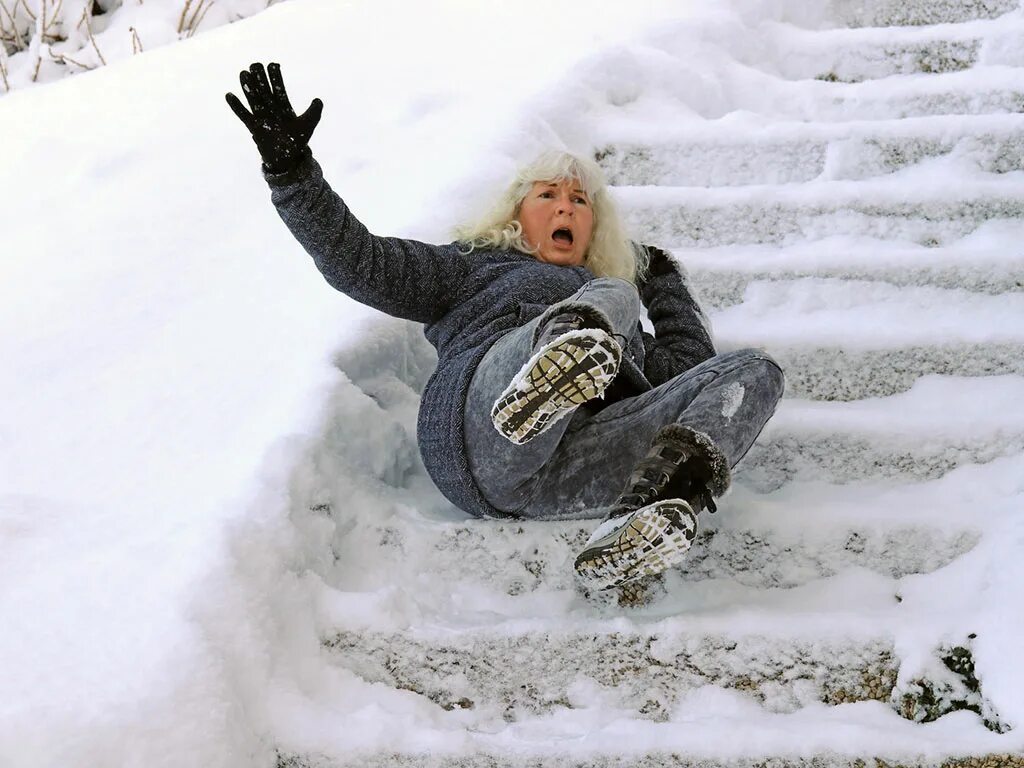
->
left=721, top=382, right=745, bottom=418
left=2, top=0, right=1023, bottom=766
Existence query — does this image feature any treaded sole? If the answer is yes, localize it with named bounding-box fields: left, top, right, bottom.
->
left=574, top=500, right=698, bottom=590
left=491, top=329, right=621, bottom=446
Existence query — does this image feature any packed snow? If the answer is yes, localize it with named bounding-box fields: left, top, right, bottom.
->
left=1, top=0, right=1022, bottom=766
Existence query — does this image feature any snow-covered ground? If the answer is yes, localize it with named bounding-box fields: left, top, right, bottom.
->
left=2, top=0, right=1023, bottom=766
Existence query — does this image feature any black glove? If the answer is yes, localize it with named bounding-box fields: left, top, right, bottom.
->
left=637, top=242, right=675, bottom=279
left=225, top=62, right=323, bottom=174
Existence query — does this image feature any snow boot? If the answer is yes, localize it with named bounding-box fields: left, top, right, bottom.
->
left=491, top=306, right=622, bottom=445
left=573, top=424, right=730, bottom=591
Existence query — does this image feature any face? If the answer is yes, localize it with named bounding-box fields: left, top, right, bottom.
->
left=515, top=178, right=594, bottom=267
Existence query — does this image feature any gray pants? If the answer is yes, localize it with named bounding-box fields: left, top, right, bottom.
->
left=464, top=278, right=785, bottom=520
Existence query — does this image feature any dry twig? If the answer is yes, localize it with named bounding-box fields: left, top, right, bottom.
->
left=0, top=48, right=9, bottom=92
left=78, top=4, right=104, bottom=65
left=0, top=0, right=26, bottom=58
left=177, top=0, right=213, bottom=35
left=23, top=0, right=64, bottom=42
left=0, top=0, right=22, bottom=49
left=48, top=46, right=93, bottom=70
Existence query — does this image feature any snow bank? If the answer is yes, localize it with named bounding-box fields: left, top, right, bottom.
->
left=0, top=0, right=708, bottom=765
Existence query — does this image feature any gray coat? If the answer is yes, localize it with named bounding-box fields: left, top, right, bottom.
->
left=264, top=156, right=715, bottom=518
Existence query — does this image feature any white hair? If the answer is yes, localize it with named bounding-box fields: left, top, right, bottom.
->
left=453, top=150, right=649, bottom=284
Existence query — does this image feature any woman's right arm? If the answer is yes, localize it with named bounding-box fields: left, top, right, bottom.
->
left=228, top=61, right=466, bottom=323
left=265, top=156, right=467, bottom=323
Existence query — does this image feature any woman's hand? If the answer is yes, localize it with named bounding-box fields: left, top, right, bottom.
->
left=225, top=62, right=323, bottom=174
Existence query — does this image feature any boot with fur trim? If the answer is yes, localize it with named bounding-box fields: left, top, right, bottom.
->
left=491, top=305, right=622, bottom=445
left=574, top=424, right=730, bottom=591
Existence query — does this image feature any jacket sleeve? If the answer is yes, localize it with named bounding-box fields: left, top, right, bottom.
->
left=263, top=154, right=468, bottom=324
left=637, top=244, right=716, bottom=386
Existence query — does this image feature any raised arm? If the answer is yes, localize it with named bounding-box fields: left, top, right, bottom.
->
left=227, top=62, right=467, bottom=322
left=636, top=244, right=716, bottom=386
left=264, top=157, right=467, bottom=322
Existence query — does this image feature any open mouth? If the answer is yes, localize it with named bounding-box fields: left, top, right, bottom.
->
left=552, top=228, right=574, bottom=246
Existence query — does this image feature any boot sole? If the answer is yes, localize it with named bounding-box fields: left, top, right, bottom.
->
left=574, top=500, right=698, bottom=591
left=491, top=329, right=621, bottom=445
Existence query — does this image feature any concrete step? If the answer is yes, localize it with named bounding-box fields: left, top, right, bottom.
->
left=676, top=240, right=1024, bottom=308
left=595, top=115, right=1024, bottom=186
left=745, top=375, right=1024, bottom=490
left=324, top=622, right=901, bottom=720
left=722, top=338, right=1020, bottom=400
left=761, top=17, right=1024, bottom=82
left=280, top=753, right=1024, bottom=768
left=767, top=66, right=1024, bottom=121
left=618, top=179, right=1024, bottom=248
left=711, top=279, right=1024, bottom=399
left=324, top=485, right=978, bottom=597
left=773, top=0, right=1019, bottom=30
left=782, top=34, right=979, bottom=83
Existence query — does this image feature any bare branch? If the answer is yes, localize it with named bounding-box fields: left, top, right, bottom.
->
left=30, top=0, right=45, bottom=80
left=47, top=44, right=93, bottom=70
left=178, top=0, right=212, bottom=37
left=48, top=0, right=63, bottom=34
left=1, top=0, right=25, bottom=51
left=0, top=46, right=9, bottom=92
left=76, top=4, right=104, bottom=65
left=0, top=0, right=15, bottom=39
left=19, top=0, right=37, bottom=23
left=176, top=0, right=191, bottom=34
left=185, top=0, right=206, bottom=29
left=186, top=0, right=212, bottom=38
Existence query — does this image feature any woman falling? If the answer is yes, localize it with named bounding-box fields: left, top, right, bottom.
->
left=226, top=63, right=785, bottom=592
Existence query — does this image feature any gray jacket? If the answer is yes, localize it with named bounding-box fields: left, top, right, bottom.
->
left=264, top=155, right=715, bottom=518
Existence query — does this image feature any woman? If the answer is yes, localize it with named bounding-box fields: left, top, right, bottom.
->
left=226, top=62, right=785, bottom=592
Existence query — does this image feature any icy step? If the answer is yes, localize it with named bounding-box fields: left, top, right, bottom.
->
left=321, top=537, right=1012, bottom=724
left=782, top=34, right=979, bottom=83
left=595, top=115, right=1024, bottom=186
left=766, top=66, right=1024, bottom=121
left=324, top=618, right=902, bottom=720
left=282, top=750, right=1024, bottom=768
left=712, top=279, right=1024, bottom=399
left=747, top=375, right=1024, bottom=490
left=618, top=178, right=1024, bottom=248
left=678, top=240, right=1024, bottom=308
left=791, top=0, right=1021, bottom=29
left=763, top=16, right=1024, bottom=82
left=331, top=490, right=978, bottom=598
left=324, top=456, right=1018, bottom=618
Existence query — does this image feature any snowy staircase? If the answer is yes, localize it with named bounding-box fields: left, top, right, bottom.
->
left=278, top=0, right=1024, bottom=765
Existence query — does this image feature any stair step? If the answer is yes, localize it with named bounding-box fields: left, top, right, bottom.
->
left=782, top=0, right=1019, bottom=30
left=780, top=34, right=980, bottom=83
left=711, top=279, right=1024, bottom=399
left=329, top=484, right=978, bottom=598
left=677, top=240, right=1024, bottom=308
left=747, top=375, right=1024, bottom=490
left=618, top=179, right=1024, bottom=248
left=324, top=621, right=901, bottom=720
left=767, top=66, right=1024, bottom=121
left=736, top=341, right=1021, bottom=401
left=762, top=17, right=1024, bottom=82
left=595, top=115, right=1024, bottom=186
left=280, top=753, right=1024, bottom=768
left=323, top=454, right=1018, bottom=619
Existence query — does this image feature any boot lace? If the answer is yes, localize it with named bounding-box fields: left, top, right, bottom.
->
left=616, top=454, right=677, bottom=512
left=611, top=444, right=718, bottom=518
